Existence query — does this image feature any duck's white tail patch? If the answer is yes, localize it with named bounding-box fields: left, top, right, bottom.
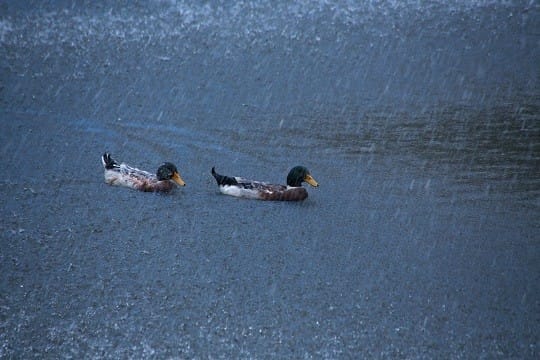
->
left=219, top=185, right=261, bottom=199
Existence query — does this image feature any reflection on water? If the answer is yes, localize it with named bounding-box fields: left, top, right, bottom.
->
left=220, top=99, right=539, bottom=208
left=315, top=102, right=539, bottom=205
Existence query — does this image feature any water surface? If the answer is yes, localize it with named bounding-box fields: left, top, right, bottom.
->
left=1, top=0, right=538, bottom=358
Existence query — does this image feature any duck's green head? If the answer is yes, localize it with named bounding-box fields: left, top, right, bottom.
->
left=287, top=166, right=319, bottom=187
left=157, top=162, right=186, bottom=186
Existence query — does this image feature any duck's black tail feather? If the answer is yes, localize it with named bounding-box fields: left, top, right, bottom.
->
left=211, top=167, right=238, bottom=186
left=102, top=152, right=120, bottom=169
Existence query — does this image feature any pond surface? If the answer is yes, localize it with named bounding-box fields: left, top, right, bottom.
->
left=1, top=1, right=538, bottom=358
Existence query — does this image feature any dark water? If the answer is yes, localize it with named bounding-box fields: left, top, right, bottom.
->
left=1, top=0, right=539, bottom=358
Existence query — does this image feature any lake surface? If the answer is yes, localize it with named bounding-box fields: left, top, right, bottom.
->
left=1, top=1, right=538, bottom=358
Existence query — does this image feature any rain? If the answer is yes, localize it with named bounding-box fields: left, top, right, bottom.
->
left=1, top=0, right=538, bottom=358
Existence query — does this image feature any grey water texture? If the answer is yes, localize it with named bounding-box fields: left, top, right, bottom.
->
left=1, top=0, right=539, bottom=358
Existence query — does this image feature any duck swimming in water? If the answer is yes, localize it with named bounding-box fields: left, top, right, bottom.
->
left=211, top=166, right=318, bottom=201
left=101, top=152, right=186, bottom=192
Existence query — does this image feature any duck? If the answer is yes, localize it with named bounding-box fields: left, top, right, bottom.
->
left=101, top=152, right=186, bottom=192
left=211, top=166, right=318, bottom=201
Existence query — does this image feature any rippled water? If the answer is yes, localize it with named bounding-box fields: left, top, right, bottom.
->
left=1, top=0, right=539, bottom=358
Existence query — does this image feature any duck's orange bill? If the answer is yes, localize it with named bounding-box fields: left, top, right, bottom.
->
left=304, top=174, right=319, bottom=187
left=172, top=172, right=186, bottom=186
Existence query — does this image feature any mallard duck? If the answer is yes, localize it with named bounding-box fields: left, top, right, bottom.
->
left=211, top=166, right=318, bottom=201
left=101, top=152, right=185, bottom=192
